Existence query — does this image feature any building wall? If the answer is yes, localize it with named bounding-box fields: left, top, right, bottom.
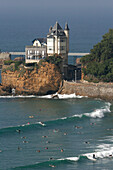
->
left=47, top=38, right=55, bottom=54
left=25, top=46, right=46, bottom=63
left=64, top=30, right=69, bottom=53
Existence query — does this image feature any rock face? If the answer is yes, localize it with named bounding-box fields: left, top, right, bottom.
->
left=0, top=52, right=11, bottom=69
left=1, top=62, right=62, bottom=95
left=60, top=81, right=113, bottom=101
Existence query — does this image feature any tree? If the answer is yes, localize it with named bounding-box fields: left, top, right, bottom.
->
left=81, top=29, right=113, bottom=82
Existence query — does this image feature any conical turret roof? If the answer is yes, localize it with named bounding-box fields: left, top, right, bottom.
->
left=52, top=21, right=63, bottom=31
left=65, top=22, right=69, bottom=31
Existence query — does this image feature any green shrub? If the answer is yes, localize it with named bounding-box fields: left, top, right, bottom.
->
left=4, top=60, right=13, bottom=65
left=44, top=55, right=62, bottom=66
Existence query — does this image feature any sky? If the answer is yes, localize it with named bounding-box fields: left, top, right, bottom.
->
left=0, top=0, right=113, bottom=52
left=0, top=0, right=113, bottom=21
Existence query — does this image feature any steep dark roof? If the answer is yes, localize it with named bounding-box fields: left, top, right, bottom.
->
left=47, top=22, right=66, bottom=37
left=32, top=38, right=47, bottom=44
left=52, top=21, right=63, bottom=31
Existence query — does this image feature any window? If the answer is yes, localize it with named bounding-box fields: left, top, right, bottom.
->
left=61, top=46, right=65, bottom=50
left=61, top=39, right=64, bottom=42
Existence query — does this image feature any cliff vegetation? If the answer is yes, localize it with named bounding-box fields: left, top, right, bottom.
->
left=81, top=29, right=113, bottom=82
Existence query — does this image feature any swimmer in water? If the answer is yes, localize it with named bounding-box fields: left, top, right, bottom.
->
left=23, top=141, right=28, bottom=143
left=49, top=157, right=54, bottom=160
left=53, top=129, right=59, bottom=133
left=42, top=136, right=48, bottom=138
left=21, top=136, right=26, bottom=139
left=18, top=146, right=21, bottom=150
left=75, top=126, right=82, bottom=129
left=36, top=150, right=40, bottom=153
left=49, top=165, right=56, bottom=168
left=61, top=149, right=64, bottom=152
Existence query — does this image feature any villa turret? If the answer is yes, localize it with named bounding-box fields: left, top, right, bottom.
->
left=47, top=22, right=69, bottom=65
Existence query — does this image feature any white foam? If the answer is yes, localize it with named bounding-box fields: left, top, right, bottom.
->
left=55, top=102, right=111, bottom=121
left=58, top=147, right=113, bottom=162
left=37, top=122, right=46, bottom=126
left=74, top=102, right=111, bottom=119
left=0, top=93, right=85, bottom=99
left=37, top=93, right=85, bottom=99
left=0, top=95, right=35, bottom=98
left=84, top=149, right=113, bottom=160
left=58, top=156, right=79, bottom=161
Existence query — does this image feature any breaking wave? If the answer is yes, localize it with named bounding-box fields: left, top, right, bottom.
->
left=0, top=102, right=111, bottom=134
left=12, top=148, right=113, bottom=169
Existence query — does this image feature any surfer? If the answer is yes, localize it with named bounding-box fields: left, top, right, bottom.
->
left=45, top=147, right=48, bottom=149
left=49, top=165, right=56, bottom=168
left=16, top=129, right=21, bottom=134
left=93, top=154, right=96, bottom=159
left=39, top=122, right=45, bottom=126
left=85, top=141, right=90, bottom=144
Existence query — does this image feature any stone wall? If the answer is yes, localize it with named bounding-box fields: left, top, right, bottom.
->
left=60, top=81, right=113, bottom=100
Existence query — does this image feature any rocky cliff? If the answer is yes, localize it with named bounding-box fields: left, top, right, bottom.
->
left=60, top=80, right=113, bottom=101
left=1, top=62, right=62, bottom=95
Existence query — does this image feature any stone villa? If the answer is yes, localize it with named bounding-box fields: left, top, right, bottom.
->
left=25, top=21, right=69, bottom=66
left=25, top=22, right=81, bottom=81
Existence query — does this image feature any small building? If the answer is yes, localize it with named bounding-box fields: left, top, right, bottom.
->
left=25, top=38, right=47, bottom=63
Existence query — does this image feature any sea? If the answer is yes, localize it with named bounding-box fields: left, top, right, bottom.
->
left=0, top=11, right=113, bottom=170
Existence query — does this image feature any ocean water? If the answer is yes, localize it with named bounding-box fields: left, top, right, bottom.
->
left=0, top=95, right=113, bottom=170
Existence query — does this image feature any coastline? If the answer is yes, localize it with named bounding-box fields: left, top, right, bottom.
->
left=1, top=80, right=113, bottom=101
left=59, top=80, right=113, bottom=101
